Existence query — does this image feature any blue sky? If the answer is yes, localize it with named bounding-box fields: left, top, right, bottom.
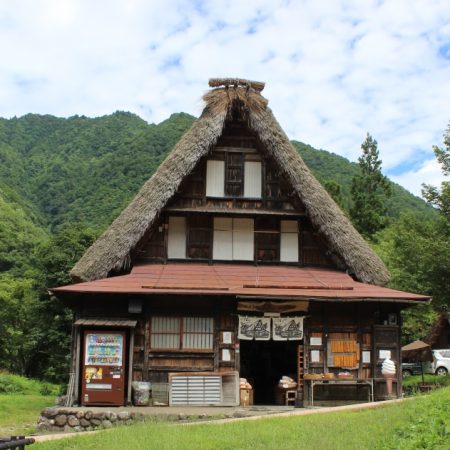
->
left=0, top=0, right=449, bottom=196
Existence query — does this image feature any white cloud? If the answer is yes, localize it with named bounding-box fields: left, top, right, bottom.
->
left=0, top=0, right=449, bottom=196
left=391, top=158, right=446, bottom=197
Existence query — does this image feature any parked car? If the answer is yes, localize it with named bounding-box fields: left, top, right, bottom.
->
left=401, top=362, right=424, bottom=378
left=432, top=349, right=450, bottom=376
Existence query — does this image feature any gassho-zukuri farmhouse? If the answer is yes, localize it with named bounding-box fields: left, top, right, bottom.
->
left=50, top=78, right=430, bottom=408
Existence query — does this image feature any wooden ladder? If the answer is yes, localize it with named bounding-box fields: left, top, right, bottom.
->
left=297, top=345, right=304, bottom=400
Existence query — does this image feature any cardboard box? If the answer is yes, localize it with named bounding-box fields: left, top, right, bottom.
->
left=240, top=388, right=253, bottom=406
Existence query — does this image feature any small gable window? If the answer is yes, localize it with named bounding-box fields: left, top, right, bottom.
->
left=206, top=160, right=225, bottom=197
left=280, top=220, right=299, bottom=262
left=205, top=155, right=261, bottom=199
left=244, top=161, right=262, bottom=197
left=167, top=216, right=186, bottom=259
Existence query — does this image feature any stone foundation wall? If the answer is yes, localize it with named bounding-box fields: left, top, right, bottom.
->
left=38, top=408, right=145, bottom=433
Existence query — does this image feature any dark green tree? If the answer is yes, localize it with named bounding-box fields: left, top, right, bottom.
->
left=350, top=133, right=392, bottom=237
left=25, top=224, right=97, bottom=383
left=422, top=121, right=450, bottom=219
left=324, top=180, right=346, bottom=211
left=375, top=213, right=450, bottom=342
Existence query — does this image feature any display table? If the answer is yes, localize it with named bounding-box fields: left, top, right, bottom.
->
left=306, top=378, right=374, bottom=406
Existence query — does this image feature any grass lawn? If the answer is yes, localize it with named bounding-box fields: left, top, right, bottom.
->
left=402, top=373, right=450, bottom=388
left=0, top=394, right=55, bottom=435
left=0, top=372, right=60, bottom=435
left=35, top=387, right=450, bottom=450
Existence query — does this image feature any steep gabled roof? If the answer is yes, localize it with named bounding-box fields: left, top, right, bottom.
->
left=71, top=78, right=390, bottom=286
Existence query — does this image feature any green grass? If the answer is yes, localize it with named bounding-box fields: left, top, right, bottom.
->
left=402, top=373, right=450, bottom=388
left=35, top=387, right=450, bottom=450
left=0, top=394, right=55, bottom=435
left=0, top=372, right=59, bottom=435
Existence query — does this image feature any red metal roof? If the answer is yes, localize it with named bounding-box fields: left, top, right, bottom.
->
left=51, top=263, right=430, bottom=303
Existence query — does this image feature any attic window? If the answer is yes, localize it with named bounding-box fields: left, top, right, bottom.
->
left=206, top=160, right=225, bottom=197
left=167, top=216, right=186, bottom=259
left=280, top=220, right=299, bottom=262
left=206, top=156, right=261, bottom=198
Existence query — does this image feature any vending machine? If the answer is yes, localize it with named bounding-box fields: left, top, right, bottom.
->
left=81, top=330, right=126, bottom=406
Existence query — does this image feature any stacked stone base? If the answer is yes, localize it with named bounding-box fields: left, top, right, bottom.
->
left=38, top=408, right=144, bottom=433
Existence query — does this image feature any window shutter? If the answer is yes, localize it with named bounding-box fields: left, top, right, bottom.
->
left=232, top=218, right=254, bottom=261
left=244, top=161, right=262, bottom=198
left=213, top=217, right=232, bottom=260
left=206, top=160, right=225, bottom=197
left=167, top=216, right=186, bottom=259
left=280, top=220, right=298, bottom=262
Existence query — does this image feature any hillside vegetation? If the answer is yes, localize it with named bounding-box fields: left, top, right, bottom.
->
left=0, top=112, right=432, bottom=234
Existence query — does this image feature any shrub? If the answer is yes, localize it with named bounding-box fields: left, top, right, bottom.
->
left=0, top=372, right=59, bottom=395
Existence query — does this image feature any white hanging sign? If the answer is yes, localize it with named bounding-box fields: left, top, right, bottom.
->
left=238, top=316, right=271, bottom=340
left=272, top=317, right=304, bottom=341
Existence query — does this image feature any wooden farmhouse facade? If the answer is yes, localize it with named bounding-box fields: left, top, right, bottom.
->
left=52, top=79, right=430, bottom=407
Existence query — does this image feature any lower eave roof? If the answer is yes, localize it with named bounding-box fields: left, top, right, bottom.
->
left=51, top=263, right=430, bottom=303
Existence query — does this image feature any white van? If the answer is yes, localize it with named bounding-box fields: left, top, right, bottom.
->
left=432, top=349, right=450, bottom=376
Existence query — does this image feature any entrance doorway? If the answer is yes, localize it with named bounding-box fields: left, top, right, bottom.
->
left=240, top=340, right=298, bottom=404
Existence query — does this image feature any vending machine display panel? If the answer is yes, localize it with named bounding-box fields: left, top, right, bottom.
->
left=81, top=330, right=126, bottom=406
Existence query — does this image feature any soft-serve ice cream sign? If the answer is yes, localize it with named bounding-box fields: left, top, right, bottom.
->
left=381, top=356, right=396, bottom=395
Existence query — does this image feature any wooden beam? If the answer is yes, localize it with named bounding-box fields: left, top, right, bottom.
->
left=237, top=300, right=309, bottom=313
left=127, top=330, right=135, bottom=405
left=73, top=327, right=81, bottom=406
left=164, top=206, right=305, bottom=217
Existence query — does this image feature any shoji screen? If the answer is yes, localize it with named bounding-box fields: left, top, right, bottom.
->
left=244, top=161, right=262, bottom=198
left=213, top=217, right=254, bottom=260
left=232, top=218, right=254, bottom=260
left=213, top=217, right=233, bottom=260
left=167, top=216, right=186, bottom=259
left=206, top=160, right=225, bottom=197
left=280, top=220, right=299, bottom=262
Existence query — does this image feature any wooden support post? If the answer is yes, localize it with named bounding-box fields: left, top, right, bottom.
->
left=213, top=303, right=220, bottom=371
left=73, top=326, right=81, bottom=406
left=143, top=318, right=150, bottom=380
left=127, top=329, right=135, bottom=406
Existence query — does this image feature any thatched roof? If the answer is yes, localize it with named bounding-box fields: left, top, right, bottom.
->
left=424, top=310, right=449, bottom=346
left=71, top=78, right=390, bottom=286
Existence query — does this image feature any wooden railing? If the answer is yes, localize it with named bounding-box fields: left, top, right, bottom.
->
left=0, top=436, right=35, bottom=450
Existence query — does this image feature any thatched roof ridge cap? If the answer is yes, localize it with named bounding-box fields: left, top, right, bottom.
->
left=209, top=78, right=265, bottom=91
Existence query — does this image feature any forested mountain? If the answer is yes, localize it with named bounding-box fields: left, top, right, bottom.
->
left=0, top=111, right=442, bottom=383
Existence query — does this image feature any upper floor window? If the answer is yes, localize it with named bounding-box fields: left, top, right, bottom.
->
left=213, top=217, right=254, bottom=261
left=166, top=215, right=299, bottom=263
left=206, top=154, right=261, bottom=198
left=167, top=216, right=186, bottom=259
